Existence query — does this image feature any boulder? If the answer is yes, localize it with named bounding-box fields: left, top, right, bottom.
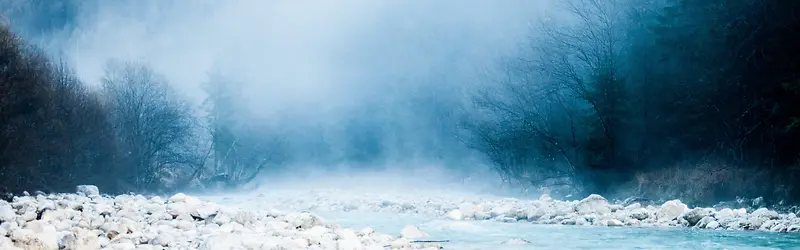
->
left=657, top=200, right=688, bottom=221
left=400, top=225, right=429, bottom=239
left=445, top=209, right=463, bottom=220
left=575, top=194, right=611, bottom=214
left=76, top=185, right=100, bottom=197
left=682, top=208, right=714, bottom=226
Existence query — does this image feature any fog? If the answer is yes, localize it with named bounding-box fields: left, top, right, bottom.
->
left=19, top=0, right=545, bottom=192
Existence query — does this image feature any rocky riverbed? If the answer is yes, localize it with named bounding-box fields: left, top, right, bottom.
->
left=2, top=185, right=799, bottom=250
left=0, top=185, right=442, bottom=250
left=205, top=188, right=800, bottom=233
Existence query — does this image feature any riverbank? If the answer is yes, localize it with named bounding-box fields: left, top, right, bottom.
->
left=0, top=185, right=441, bottom=250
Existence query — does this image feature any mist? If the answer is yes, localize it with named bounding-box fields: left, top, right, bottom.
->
left=4, top=0, right=798, bottom=207
left=13, top=0, right=545, bottom=192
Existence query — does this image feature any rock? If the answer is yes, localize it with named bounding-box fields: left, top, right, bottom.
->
left=657, top=200, right=688, bottom=222
left=575, top=194, right=611, bottom=214
left=734, top=208, right=747, bottom=216
left=445, top=209, right=463, bottom=220
left=490, top=205, right=513, bottom=218
left=752, top=197, right=765, bottom=208
left=751, top=208, right=779, bottom=220
left=10, top=228, right=59, bottom=250
left=539, top=194, right=553, bottom=202
left=390, top=238, right=411, bottom=248
left=336, top=229, right=362, bottom=250
left=0, top=203, right=15, bottom=222
left=191, top=203, right=219, bottom=220
left=624, top=203, right=641, bottom=210
left=604, top=219, right=624, bottom=227
left=76, top=185, right=100, bottom=197
left=359, top=227, right=374, bottom=236
left=629, top=208, right=650, bottom=220
left=695, top=216, right=716, bottom=228
left=198, top=233, right=242, bottom=250
left=108, top=242, right=136, bottom=250
left=400, top=225, right=429, bottom=239
left=0, top=236, right=23, bottom=250
left=167, top=193, right=187, bottom=203
left=70, top=228, right=101, bottom=250
left=706, top=220, right=720, bottom=229
left=284, top=212, right=322, bottom=230
left=682, top=208, right=714, bottom=226
left=150, top=233, right=174, bottom=247
left=715, top=208, right=734, bottom=219
left=622, top=196, right=653, bottom=206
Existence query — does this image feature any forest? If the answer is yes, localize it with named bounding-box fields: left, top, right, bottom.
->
left=1, top=0, right=799, bottom=206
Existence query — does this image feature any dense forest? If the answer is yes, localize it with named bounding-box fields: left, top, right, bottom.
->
left=464, top=0, right=800, bottom=204
left=1, top=0, right=800, bottom=206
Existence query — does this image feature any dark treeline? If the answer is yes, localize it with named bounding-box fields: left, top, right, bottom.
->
left=1, top=0, right=800, bottom=206
left=465, top=0, right=800, bottom=205
left=0, top=24, right=202, bottom=194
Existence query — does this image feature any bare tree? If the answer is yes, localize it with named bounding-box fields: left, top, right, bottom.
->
left=101, top=60, right=197, bottom=191
left=464, top=50, right=586, bottom=189
left=200, top=69, right=286, bottom=189
left=535, top=0, right=633, bottom=173
left=464, top=0, right=632, bottom=194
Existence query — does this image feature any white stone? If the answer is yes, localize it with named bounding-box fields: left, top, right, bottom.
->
left=575, top=194, right=611, bottom=214
left=657, top=200, right=688, bottom=222
left=167, top=193, right=187, bottom=203
left=445, top=209, right=463, bottom=220
left=192, top=203, right=219, bottom=220
left=0, top=236, right=23, bottom=250
left=629, top=208, right=650, bottom=220
left=682, top=208, right=714, bottom=226
left=400, top=225, right=429, bottom=239
left=751, top=208, right=779, bottom=220
left=76, top=185, right=100, bottom=197
left=715, top=208, right=734, bottom=219
left=0, top=204, right=15, bottom=222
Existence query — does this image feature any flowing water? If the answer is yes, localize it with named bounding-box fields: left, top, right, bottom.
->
left=199, top=186, right=800, bottom=250
left=315, top=211, right=800, bottom=250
